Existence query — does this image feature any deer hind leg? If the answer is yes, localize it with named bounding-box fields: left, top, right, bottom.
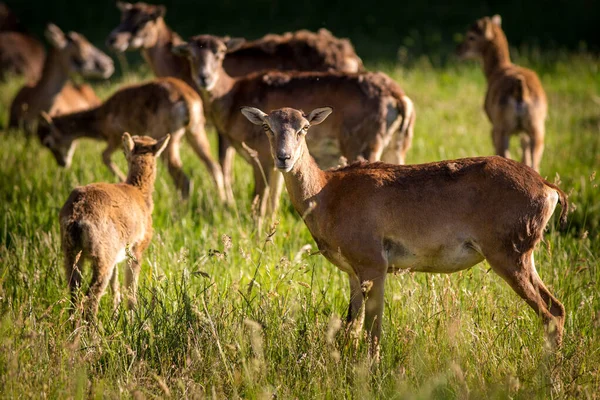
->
left=529, top=123, right=545, bottom=173
left=109, top=266, right=121, bottom=311
left=218, top=133, right=236, bottom=205
left=161, top=129, right=191, bottom=199
left=125, top=240, right=149, bottom=309
left=85, top=255, right=115, bottom=320
left=492, top=126, right=511, bottom=160
left=63, top=249, right=83, bottom=308
left=185, top=125, right=227, bottom=204
left=520, top=134, right=533, bottom=167
left=488, top=250, right=564, bottom=348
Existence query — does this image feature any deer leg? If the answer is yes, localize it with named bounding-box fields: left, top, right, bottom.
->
left=487, top=250, right=564, bottom=348
left=362, top=272, right=387, bottom=360
left=161, top=131, right=191, bottom=199
left=520, top=134, right=532, bottom=167
left=530, top=124, right=545, bottom=173
left=218, top=133, right=236, bottom=205
left=63, top=249, right=83, bottom=308
left=492, top=126, right=511, bottom=160
left=109, top=266, right=121, bottom=311
left=347, top=274, right=365, bottom=333
left=185, top=126, right=227, bottom=204
left=85, top=255, right=115, bottom=320
left=125, top=240, right=149, bottom=309
left=102, top=143, right=126, bottom=181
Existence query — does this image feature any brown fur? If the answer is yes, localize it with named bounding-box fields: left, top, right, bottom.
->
left=0, top=3, right=45, bottom=82
left=9, top=24, right=114, bottom=134
left=174, top=35, right=415, bottom=217
left=457, top=15, right=547, bottom=172
left=242, top=106, right=568, bottom=357
left=37, top=77, right=226, bottom=202
left=60, top=133, right=170, bottom=318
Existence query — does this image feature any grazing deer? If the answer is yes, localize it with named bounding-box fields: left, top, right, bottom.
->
left=0, top=2, right=45, bottom=83
left=37, top=77, right=227, bottom=202
left=457, top=15, right=547, bottom=172
left=60, top=133, right=169, bottom=318
left=241, top=106, right=568, bottom=357
left=173, top=35, right=415, bottom=216
left=9, top=23, right=114, bottom=134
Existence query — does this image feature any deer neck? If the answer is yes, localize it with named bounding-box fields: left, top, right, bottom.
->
left=199, top=67, right=237, bottom=130
left=482, top=30, right=512, bottom=80
left=33, top=48, right=70, bottom=109
left=126, top=157, right=156, bottom=208
left=54, top=107, right=107, bottom=141
left=283, top=141, right=328, bottom=217
left=141, top=19, right=185, bottom=78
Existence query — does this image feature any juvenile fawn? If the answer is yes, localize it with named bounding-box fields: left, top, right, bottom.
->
left=38, top=77, right=226, bottom=202
left=457, top=15, right=547, bottom=172
left=60, top=133, right=169, bottom=318
left=241, top=106, right=567, bottom=357
left=9, top=23, right=114, bottom=134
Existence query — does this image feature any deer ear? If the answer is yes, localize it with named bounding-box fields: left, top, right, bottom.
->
left=491, top=14, right=502, bottom=26
left=116, top=1, right=132, bottom=12
left=225, top=38, right=245, bottom=53
left=122, top=132, right=135, bottom=155
left=153, top=134, right=170, bottom=157
left=307, top=107, right=333, bottom=126
left=45, top=23, right=68, bottom=49
left=172, top=42, right=190, bottom=57
left=240, top=107, right=268, bottom=125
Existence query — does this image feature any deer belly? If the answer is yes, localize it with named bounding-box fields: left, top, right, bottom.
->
left=384, top=238, right=485, bottom=273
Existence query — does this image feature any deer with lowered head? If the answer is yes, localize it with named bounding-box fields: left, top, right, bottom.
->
left=173, top=35, right=415, bottom=216
left=241, top=106, right=568, bottom=358
left=37, top=77, right=227, bottom=202
left=60, top=132, right=169, bottom=318
left=9, top=23, right=114, bottom=134
left=457, top=15, right=547, bottom=172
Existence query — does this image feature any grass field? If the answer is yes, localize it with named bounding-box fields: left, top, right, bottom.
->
left=0, top=52, right=599, bottom=398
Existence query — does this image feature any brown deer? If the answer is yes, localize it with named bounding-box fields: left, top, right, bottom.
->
left=37, top=77, right=227, bottom=202
left=457, top=15, right=547, bottom=172
left=9, top=24, right=114, bottom=135
left=241, top=106, right=568, bottom=357
left=0, top=3, right=45, bottom=83
left=173, top=35, right=415, bottom=216
left=60, top=133, right=169, bottom=318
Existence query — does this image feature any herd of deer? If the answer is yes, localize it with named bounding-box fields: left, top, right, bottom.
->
left=2, top=2, right=567, bottom=357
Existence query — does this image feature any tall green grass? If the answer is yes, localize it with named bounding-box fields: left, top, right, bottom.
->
left=0, top=55, right=599, bottom=398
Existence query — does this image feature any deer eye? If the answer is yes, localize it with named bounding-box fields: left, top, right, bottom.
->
left=262, top=124, right=273, bottom=135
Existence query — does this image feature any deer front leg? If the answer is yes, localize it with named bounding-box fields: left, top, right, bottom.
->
left=347, top=274, right=365, bottom=341
left=102, top=143, right=126, bottom=181
left=161, top=132, right=191, bottom=199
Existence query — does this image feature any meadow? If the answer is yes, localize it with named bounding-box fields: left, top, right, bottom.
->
left=0, top=51, right=598, bottom=398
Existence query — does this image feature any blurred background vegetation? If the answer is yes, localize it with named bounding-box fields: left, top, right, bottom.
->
left=9, top=0, right=600, bottom=64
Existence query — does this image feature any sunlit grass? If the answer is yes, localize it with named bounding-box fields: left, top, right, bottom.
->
left=0, top=54, right=598, bottom=398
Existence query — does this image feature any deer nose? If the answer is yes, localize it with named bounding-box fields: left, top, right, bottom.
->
left=277, top=154, right=291, bottom=163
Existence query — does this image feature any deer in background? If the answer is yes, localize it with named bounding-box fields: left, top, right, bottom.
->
left=37, top=77, right=227, bottom=202
left=242, top=106, right=567, bottom=358
left=0, top=2, right=45, bottom=83
left=9, top=24, right=114, bottom=135
left=60, top=133, right=169, bottom=318
left=172, top=35, right=415, bottom=217
left=457, top=15, right=547, bottom=172
left=106, top=1, right=365, bottom=208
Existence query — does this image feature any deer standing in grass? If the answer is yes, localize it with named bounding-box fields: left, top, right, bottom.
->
left=173, top=35, right=415, bottom=216
left=37, top=77, right=227, bottom=202
left=9, top=24, right=114, bottom=134
left=241, top=106, right=567, bottom=357
left=60, top=133, right=169, bottom=318
left=457, top=15, right=547, bottom=172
